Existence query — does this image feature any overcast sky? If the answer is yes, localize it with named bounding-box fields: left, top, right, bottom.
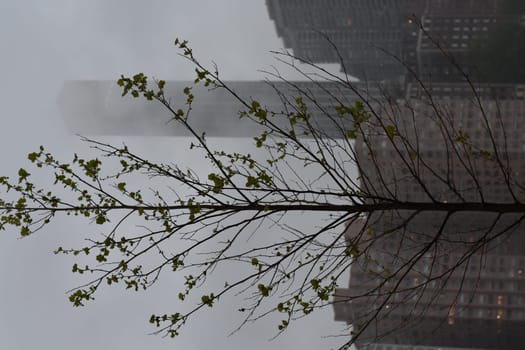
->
left=0, top=1, right=349, bottom=349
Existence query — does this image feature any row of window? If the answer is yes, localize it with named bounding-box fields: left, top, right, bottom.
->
left=425, top=18, right=496, bottom=24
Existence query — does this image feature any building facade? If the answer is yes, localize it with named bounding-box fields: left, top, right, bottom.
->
left=404, top=0, right=524, bottom=82
left=266, top=0, right=409, bottom=81
left=333, top=83, right=525, bottom=349
left=267, top=0, right=525, bottom=84
left=359, top=343, right=489, bottom=350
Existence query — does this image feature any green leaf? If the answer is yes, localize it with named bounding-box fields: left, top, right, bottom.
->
left=384, top=125, right=396, bottom=139
left=346, top=129, right=356, bottom=139
left=257, top=284, right=271, bottom=297
left=245, top=176, right=259, bottom=188
left=201, top=294, right=214, bottom=307
left=95, top=215, right=106, bottom=225
left=310, top=279, right=320, bottom=290
left=278, top=319, right=289, bottom=330
left=17, top=168, right=30, bottom=182
left=479, top=149, right=492, bottom=159
left=20, top=226, right=30, bottom=237
left=27, top=152, right=39, bottom=162
left=208, top=173, right=225, bottom=194
left=454, top=130, right=469, bottom=144
left=345, top=243, right=359, bottom=257
left=277, top=303, right=284, bottom=312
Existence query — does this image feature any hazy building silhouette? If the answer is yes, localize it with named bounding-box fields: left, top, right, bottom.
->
left=59, top=80, right=394, bottom=138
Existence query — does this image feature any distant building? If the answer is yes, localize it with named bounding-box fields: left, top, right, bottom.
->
left=59, top=80, right=396, bottom=138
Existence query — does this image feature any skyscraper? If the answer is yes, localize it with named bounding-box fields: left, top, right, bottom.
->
left=406, top=0, right=523, bottom=82
left=59, top=80, right=393, bottom=138
left=333, top=83, right=525, bottom=349
left=266, top=0, right=409, bottom=81
left=267, top=0, right=525, bottom=84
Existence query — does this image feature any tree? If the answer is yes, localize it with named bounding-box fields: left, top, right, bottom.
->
left=1, top=38, right=525, bottom=349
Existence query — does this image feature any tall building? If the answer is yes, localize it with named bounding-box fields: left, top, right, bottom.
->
left=336, top=213, right=525, bottom=349
left=358, top=343, right=489, bottom=350
left=358, top=82, right=525, bottom=203
left=333, top=83, right=525, bottom=349
left=405, top=0, right=525, bottom=82
left=59, top=80, right=396, bottom=138
left=267, top=0, right=525, bottom=84
left=266, top=0, right=409, bottom=81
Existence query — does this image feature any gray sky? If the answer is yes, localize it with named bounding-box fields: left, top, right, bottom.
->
left=0, top=1, right=349, bottom=349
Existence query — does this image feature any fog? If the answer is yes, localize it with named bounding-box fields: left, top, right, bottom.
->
left=0, top=1, right=347, bottom=349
